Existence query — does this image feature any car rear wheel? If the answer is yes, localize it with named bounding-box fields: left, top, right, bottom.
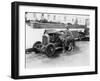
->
left=65, top=43, right=73, bottom=53
left=45, top=44, right=55, bottom=57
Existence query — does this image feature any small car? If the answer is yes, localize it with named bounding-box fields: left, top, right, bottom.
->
left=26, top=29, right=75, bottom=57
left=78, top=28, right=90, bottom=41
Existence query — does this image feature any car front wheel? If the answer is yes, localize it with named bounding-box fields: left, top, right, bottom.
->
left=45, top=44, right=55, bottom=57
left=33, top=41, right=42, bottom=53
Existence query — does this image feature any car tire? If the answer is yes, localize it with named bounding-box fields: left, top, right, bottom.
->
left=33, top=41, right=42, bottom=53
left=45, top=44, right=55, bottom=57
left=65, top=42, right=74, bottom=53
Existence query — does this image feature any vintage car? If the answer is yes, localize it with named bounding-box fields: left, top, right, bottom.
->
left=78, top=28, right=90, bottom=41
left=26, top=29, right=75, bottom=57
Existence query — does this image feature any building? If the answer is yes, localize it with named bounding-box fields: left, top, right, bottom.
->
left=26, top=12, right=90, bottom=27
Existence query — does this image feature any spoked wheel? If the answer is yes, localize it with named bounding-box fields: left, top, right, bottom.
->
left=33, top=41, right=42, bottom=53
left=65, top=43, right=74, bottom=53
left=45, top=44, right=55, bottom=57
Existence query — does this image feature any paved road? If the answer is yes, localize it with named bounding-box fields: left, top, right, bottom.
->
left=25, top=41, right=90, bottom=69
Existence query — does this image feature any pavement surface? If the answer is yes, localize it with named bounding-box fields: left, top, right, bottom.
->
left=25, top=41, right=90, bottom=69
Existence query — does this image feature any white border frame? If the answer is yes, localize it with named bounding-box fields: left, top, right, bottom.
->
left=19, top=5, right=95, bottom=76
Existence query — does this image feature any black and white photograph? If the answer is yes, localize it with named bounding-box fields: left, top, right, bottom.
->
left=25, top=12, right=90, bottom=68
left=11, top=1, right=97, bottom=79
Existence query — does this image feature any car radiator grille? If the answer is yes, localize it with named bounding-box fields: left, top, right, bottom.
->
left=42, top=35, right=48, bottom=45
